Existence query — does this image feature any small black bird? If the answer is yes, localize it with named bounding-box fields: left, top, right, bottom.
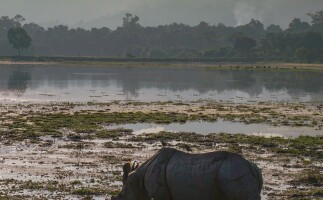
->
left=161, top=140, right=168, bottom=147
left=183, top=144, right=192, bottom=152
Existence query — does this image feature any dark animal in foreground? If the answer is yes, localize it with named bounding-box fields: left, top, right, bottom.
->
left=161, top=140, right=168, bottom=147
left=112, top=148, right=263, bottom=200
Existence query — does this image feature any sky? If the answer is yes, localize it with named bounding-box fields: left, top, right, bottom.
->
left=0, top=0, right=322, bottom=29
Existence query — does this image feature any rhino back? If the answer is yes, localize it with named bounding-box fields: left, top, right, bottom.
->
left=166, top=151, right=228, bottom=200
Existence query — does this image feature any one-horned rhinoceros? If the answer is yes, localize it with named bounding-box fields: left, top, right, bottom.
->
left=112, top=148, right=263, bottom=200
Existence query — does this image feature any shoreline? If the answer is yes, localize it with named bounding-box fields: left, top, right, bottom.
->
left=1, top=59, right=323, bottom=70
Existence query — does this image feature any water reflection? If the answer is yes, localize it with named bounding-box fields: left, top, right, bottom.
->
left=0, top=64, right=322, bottom=102
left=7, top=67, right=31, bottom=95
left=107, top=120, right=322, bottom=138
left=0, top=67, right=31, bottom=98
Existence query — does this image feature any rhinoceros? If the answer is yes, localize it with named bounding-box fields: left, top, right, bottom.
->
left=112, top=148, right=263, bottom=200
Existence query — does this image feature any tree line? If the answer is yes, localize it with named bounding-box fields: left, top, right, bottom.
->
left=0, top=11, right=322, bottom=62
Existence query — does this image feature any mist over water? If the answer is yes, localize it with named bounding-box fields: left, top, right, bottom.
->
left=0, top=0, right=322, bottom=29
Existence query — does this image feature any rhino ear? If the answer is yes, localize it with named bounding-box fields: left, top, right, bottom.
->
left=123, top=162, right=131, bottom=183
left=134, top=162, right=139, bottom=170
left=131, top=162, right=139, bottom=171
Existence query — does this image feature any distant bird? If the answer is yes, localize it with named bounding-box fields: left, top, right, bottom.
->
left=183, top=144, right=192, bottom=152
left=69, top=134, right=81, bottom=142
left=161, top=140, right=168, bottom=147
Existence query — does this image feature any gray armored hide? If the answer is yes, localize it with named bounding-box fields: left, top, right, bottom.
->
left=112, top=148, right=263, bottom=200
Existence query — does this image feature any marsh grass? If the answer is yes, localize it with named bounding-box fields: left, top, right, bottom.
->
left=291, top=169, right=323, bottom=186
left=131, top=132, right=322, bottom=158
left=1, top=112, right=216, bottom=141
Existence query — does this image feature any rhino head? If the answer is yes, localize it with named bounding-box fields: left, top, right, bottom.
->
left=111, top=162, right=141, bottom=200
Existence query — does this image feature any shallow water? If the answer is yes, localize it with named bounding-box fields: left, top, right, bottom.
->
left=107, top=119, right=322, bottom=138
left=0, top=64, right=323, bottom=103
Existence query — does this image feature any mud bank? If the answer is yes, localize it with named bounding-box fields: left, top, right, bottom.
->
left=0, top=101, right=322, bottom=199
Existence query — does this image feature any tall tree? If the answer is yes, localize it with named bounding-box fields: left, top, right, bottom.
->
left=308, top=10, right=323, bottom=25
left=266, top=24, right=283, bottom=33
left=308, top=10, right=323, bottom=33
left=13, top=14, right=25, bottom=24
left=288, top=18, right=310, bottom=33
left=234, top=37, right=257, bottom=57
left=237, top=19, right=265, bottom=39
left=301, top=32, right=323, bottom=49
left=0, top=12, right=321, bottom=62
left=7, top=27, right=32, bottom=56
left=122, top=13, right=140, bottom=27
left=295, top=47, right=311, bottom=62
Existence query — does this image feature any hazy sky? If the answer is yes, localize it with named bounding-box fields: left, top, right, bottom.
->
left=0, top=0, right=322, bottom=29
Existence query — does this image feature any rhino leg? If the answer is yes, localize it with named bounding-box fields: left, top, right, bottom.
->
left=216, top=154, right=261, bottom=200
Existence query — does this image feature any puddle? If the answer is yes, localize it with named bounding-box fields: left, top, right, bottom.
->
left=107, top=119, right=322, bottom=138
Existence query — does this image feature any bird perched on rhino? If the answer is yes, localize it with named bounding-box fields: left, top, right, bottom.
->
left=183, top=144, right=192, bottom=152
left=161, top=140, right=169, bottom=147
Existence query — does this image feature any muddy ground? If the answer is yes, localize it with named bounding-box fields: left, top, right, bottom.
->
left=0, top=101, right=322, bottom=199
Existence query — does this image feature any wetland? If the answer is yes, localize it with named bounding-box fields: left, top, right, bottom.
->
left=0, top=63, right=322, bottom=199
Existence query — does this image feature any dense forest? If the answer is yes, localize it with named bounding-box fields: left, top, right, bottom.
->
left=0, top=11, right=322, bottom=62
